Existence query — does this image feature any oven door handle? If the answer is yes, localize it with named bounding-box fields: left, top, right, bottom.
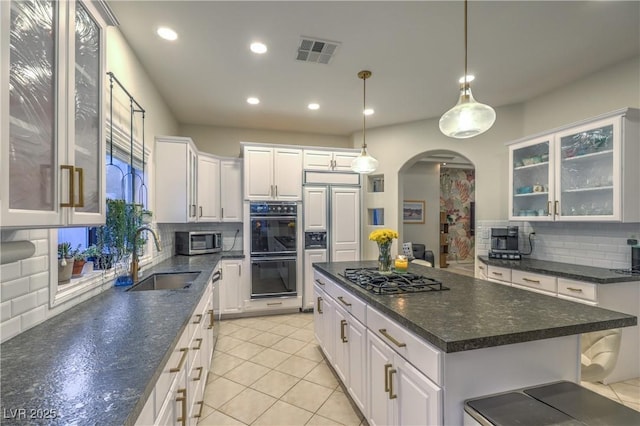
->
left=251, top=257, right=297, bottom=263
left=250, top=216, right=297, bottom=221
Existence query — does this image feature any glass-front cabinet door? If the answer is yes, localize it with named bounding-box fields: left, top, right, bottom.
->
left=555, top=117, right=620, bottom=221
left=509, top=136, right=554, bottom=221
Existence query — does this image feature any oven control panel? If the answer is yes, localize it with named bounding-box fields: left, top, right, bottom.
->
left=250, top=202, right=297, bottom=215
left=305, top=232, right=327, bottom=249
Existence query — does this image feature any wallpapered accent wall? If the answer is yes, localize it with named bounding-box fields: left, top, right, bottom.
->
left=440, top=168, right=475, bottom=262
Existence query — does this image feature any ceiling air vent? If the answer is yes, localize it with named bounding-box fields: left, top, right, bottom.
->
left=296, top=37, right=340, bottom=64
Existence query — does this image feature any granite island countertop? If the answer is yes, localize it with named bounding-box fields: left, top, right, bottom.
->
left=0, top=251, right=243, bottom=426
left=313, top=261, right=637, bottom=353
left=478, top=255, right=639, bottom=284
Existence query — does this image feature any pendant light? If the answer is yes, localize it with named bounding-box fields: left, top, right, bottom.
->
left=351, top=70, right=379, bottom=174
left=439, top=0, right=495, bottom=139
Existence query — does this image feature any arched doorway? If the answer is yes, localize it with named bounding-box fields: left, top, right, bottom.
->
left=398, top=150, right=476, bottom=274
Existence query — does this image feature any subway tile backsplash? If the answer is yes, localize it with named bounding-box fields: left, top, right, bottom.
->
left=476, top=220, right=640, bottom=270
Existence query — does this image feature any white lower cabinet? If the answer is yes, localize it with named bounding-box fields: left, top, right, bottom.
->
left=219, top=259, right=243, bottom=314
left=367, top=332, right=441, bottom=426
left=136, top=278, right=215, bottom=425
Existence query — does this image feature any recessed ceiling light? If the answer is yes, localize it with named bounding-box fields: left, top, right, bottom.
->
left=458, top=75, right=475, bottom=84
left=308, top=103, right=320, bottom=110
left=250, top=42, right=267, bottom=54
left=157, top=27, right=178, bottom=41
left=247, top=97, right=260, bottom=105
left=364, top=108, right=374, bottom=116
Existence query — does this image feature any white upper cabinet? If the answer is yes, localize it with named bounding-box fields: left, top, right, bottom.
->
left=220, top=159, right=242, bottom=222
left=243, top=145, right=302, bottom=200
left=1, top=0, right=109, bottom=228
left=509, top=108, right=639, bottom=222
left=197, top=153, right=220, bottom=222
left=303, top=149, right=359, bottom=172
left=303, top=186, right=327, bottom=231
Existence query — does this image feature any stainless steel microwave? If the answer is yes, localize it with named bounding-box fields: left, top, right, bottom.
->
left=175, top=231, right=222, bottom=255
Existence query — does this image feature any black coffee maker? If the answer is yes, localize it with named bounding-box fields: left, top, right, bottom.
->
left=489, top=226, right=521, bottom=260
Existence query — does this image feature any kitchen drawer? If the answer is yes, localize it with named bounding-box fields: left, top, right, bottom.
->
left=366, top=306, right=442, bottom=386
left=326, top=283, right=366, bottom=325
left=557, top=278, right=597, bottom=304
left=512, top=270, right=557, bottom=294
left=155, top=329, right=190, bottom=418
left=477, top=262, right=488, bottom=280
left=487, top=265, right=512, bottom=283
left=313, top=271, right=335, bottom=294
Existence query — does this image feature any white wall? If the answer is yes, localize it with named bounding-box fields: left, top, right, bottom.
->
left=180, top=124, right=351, bottom=157
left=0, top=27, right=179, bottom=343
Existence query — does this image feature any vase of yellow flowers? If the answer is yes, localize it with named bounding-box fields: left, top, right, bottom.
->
left=369, top=229, right=398, bottom=273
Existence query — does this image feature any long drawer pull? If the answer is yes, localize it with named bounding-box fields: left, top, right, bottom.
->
left=193, top=314, right=203, bottom=324
left=340, top=319, right=348, bottom=343
left=193, top=366, right=204, bottom=381
left=317, top=297, right=323, bottom=314
left=176, top=388, right=187, bottom=426
left=389, top=368, right=398, bottom=399
left=314, top=279, right=325, bottom=286
left=566, top=287, right=583, bottom=293
left=208, top=309, right=214, bottom=329
left=478, top=265, right=485, bottom=270
left=337, top=296, right=352, bottom=307
left=193, top=338, right=203, bottom=350
left=492, top=272, right=503, bottom=276
left=523, top=277, right=541, bottom=284
left=384, top=363, right=392, bottom=393
left=170, top=348, right=188, bottom=373
left=194, top=400, right=205, bottom=419
left=379, top=329, right=406, bottom=348
left=267, top=302, right=283, bottom=306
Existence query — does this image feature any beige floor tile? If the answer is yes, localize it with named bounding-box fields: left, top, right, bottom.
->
left=218, top=387, right=277, bottom=424
left=271, top=337, right=308, bottom=354
left=251, top=347, right=293, bottom=369
left=316, top=390, right=362, bottom=426
left=207, top=373, right=221, bottom=384
left=622, top=399, right=640, bottom=412
left=281, top=379, right=334, bottom=412
left=264, top=314, right=295, bottom=324
left=203, top=376, right=246, bottom=409
left=289, top=328, right=316, bottom=343
left=611, top=381, right=640, bottom=404
left=218, top=322, right=242, bottom=336
left=270, top=323, right=300, bottom=337
left=197, top=408, right=246, bottom=425
left=226, top=341, right=265, bottom=360
left=198, top=402, right=216, bottom=421
left=250, top=331, right=284, bottom=347
left=304, top=362, right=339, bottom=389
left=215, top=335, right=244, bottom=353
left=253, top=400, right=314, bottom=426
left=229, top=326, right=262, bottom=341
left=250, top=320, right=279, bottom=332
left=305, top=413, right=345, bottom=425
left=211, top=353, right=246, bottom=376
left=295, top=343, right=324, bottom=362
left=275, top=355, right=319, bottom=378
left=251, top=369, right=300, bottom=398
left=224, top=360, right=271, bottom=386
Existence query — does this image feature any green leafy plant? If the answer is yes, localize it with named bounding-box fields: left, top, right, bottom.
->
left=94, top=199, right=145, bottom=267
left=58, top=242, right=72, bottom=260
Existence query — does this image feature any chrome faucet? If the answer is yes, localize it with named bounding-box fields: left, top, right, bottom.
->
left=130, top=225, right=162, bottom=283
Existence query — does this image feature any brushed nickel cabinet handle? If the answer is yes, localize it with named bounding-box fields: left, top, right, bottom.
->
left=176, top=388, right=187, bottom=426
left=199, top=206, right=203, bottom=217
left=478, top=265, right=485, bottom=270
left=207, top=309, right=214, bottom=329
left=554, top=200, right=559, bottom=216
left=389, top=368, right=397, bottom=399
left=193, top=366, right=204, bottom=381
left=75, top=167, right=84, bottom=207
left=492, top=272, right=503, bottom=276
left=566, top=287, right=583, bottom=293
left=340, top=319, right=348, bottom=343
left=523, top=277, right=541, bottom=284
left=170, top=348, right=188, bottom=373
left=193, top=314, right=203, bottom=324
left=379, top=329, right=406, bottom=348
left=267, top=302, right=283, bottom=306
left=194, top=401, right=204, bottom=419
left=193, top=338, right=203, bottom=350
left=314, top=279, right=325, bottom=286
left=317, top=297, right=323, bottom=314
left=384, top=363, right=392, bottom=393
left=337, top=296, right=352, bottom=307
left=60, top=165, right=74, bottom=207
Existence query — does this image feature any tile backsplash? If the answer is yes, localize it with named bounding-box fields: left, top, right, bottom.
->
left=476, top=220, right=639, bottom=270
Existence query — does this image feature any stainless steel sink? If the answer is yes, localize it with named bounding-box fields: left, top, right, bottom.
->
left=127, top=272, right=201, bottom=291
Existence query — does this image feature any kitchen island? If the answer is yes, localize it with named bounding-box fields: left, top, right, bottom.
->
left=312, top=260, right=637, bottom=425
left=0, top=252, right=242, bottom=426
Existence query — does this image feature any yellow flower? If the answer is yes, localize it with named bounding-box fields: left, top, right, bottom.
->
left=369, top=229, right=399, bottom=244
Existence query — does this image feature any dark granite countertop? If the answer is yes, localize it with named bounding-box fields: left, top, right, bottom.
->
left=313, top=261, right=637, bottom=354
left=477, top=256, right=640, bottom=284
left=0, top=252, right=243, bottom=426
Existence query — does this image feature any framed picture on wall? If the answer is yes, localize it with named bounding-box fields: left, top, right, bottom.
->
left=403, top=200, right=425, bottom=224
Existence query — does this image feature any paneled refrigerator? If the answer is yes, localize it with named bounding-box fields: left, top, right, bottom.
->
left=303, top=175, right=361, bottom=310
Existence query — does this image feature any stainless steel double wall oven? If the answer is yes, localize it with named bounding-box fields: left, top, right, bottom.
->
left=249, top=202, right=298, bottom=298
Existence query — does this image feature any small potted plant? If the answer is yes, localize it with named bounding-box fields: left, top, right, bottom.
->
left=57, top=242, right=74, bottom=283
left=70, top=245, right=88, bottom=277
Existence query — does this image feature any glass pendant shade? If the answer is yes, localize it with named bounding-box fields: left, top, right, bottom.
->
left=439, top=84, right=496, bottom=138
left=351, top=147, right=379, bottom=174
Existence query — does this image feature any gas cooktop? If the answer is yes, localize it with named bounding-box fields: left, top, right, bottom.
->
left=341, top=268, right=449, bottom=295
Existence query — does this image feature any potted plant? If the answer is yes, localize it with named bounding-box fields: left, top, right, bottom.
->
left=70, top=245, right=88, bottom=277
left=57, top=242, right=74, bottom=283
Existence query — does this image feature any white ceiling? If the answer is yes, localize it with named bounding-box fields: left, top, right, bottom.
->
left=108, top=1, right=640, bottom=136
